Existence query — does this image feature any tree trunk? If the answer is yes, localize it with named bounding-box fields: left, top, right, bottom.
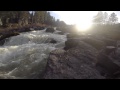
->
left=25, top=19, right=28, bottom=25
left=0, top=18, right=2, bottom=26
left=18, top=19, right=22, bottom=26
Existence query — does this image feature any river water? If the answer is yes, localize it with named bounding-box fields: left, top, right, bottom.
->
left=0, top=28, right=67, bottom=79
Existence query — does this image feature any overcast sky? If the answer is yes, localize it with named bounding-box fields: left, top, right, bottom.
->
left=50, top=11, right=120, bottom=25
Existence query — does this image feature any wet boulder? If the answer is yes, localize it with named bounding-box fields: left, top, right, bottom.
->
left=34, top=27, right=45, bottom=30
left=96, top=50, right=120, bottom=78
left=50, top=39, right=57, bottom=44
left=0, top=32, right=19, bottom=45
left=0, top=32, right=19, bottom=41
left=0, top=38, right=9, bottom=45
left=64, top=38, right=80, bottom=50
left=43, top=46, right=104, bottom=79
left=24, top=27, right=31, bottom=32
left=57, top=32, right=64, bottom=35
left=46, top=28, right=55, bottom=33
left=66, top=34, right=80, bottom=39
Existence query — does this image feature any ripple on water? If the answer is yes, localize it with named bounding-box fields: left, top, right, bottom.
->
left=0, top=30, right=67, bottom=79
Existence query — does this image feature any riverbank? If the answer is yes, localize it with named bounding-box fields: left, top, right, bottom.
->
left=43, top=35, right=120, bottom=79
left=43, top=27, right=120, bottom=79
left=0, top=24, right=48, bottom=45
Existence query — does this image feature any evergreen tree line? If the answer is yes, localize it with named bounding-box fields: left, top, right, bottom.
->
left=93, top=11, right=119, bottom=25
left=0, top=11, right=66, bottom=27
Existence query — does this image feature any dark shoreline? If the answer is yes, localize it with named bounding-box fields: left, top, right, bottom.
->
left=0, top=25, right=46, bottom=45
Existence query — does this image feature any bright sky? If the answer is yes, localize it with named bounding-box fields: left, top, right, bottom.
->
left=50, top=11, right=120, bottom=25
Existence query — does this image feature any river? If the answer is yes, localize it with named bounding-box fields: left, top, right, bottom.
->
left=0, top=28, right=67, bottom=79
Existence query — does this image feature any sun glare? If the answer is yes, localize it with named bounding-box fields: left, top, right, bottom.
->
left=54, top=11, right=94, bottom=32
left=53, top=11, right=94, bottom=32
left=76, top=22, right=92, bottom=32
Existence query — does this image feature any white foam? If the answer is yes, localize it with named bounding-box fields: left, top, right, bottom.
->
left=0, top=30, right=67, bottom=79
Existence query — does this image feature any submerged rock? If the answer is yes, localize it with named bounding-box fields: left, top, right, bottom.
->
left=46, top=28, right=55, bottom=33
left=50, top=39, right=57, bottom=44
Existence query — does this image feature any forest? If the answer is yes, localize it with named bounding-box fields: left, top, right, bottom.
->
left=0, top=11, right=66, bottom=28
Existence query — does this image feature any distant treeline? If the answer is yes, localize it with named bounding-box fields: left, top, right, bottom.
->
left=0, top=11, right=66, bottom=27
left=92, top=11, right=119, bottom=25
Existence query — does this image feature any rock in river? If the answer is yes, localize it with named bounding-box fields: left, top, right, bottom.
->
left=43, top=41, right=105, bottom=79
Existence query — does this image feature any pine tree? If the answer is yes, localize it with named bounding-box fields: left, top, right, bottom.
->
left=103, top=12, right=109, bottom=24
left=17, top=11, right=30, bottom=26
left=0, top=11, right=62, bottom=27
left=93, top=11, right=104, bottom=25
left=109, top=12, right=118, bottom=24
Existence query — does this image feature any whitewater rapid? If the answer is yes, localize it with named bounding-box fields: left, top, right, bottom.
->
left=0, top=29, right=67, bottom=79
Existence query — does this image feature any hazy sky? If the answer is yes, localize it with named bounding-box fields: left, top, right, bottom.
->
left=50, top=11, right=120, bottom=25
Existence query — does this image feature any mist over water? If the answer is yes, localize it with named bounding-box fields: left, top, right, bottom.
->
left=0, top=29, right=67, bottom=79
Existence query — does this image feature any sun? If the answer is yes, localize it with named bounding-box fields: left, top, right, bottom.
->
left=76, top=21, right=92, bottom=32
left=53, top=11, right=94, bottom=32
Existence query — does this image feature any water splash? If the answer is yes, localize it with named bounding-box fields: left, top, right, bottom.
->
left=0, top=29, right=67, bottom=79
